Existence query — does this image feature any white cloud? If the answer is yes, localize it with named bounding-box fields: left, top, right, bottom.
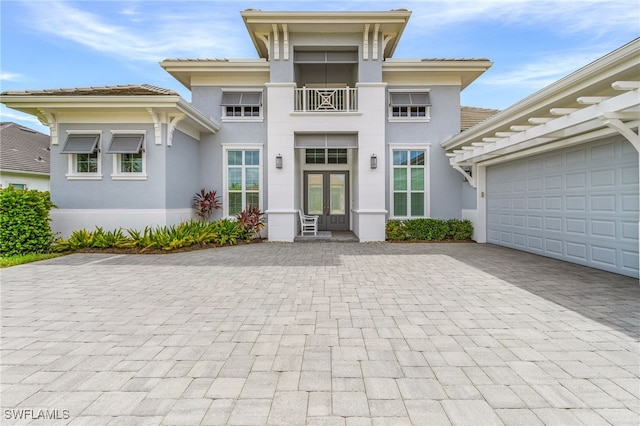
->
left=407, top=0, right=639, bottom=37
left=0, top=72, right=23, bottom=82
left=20, top=1, right=250, bottom=62
left=481, top=50, right=602, bottom=89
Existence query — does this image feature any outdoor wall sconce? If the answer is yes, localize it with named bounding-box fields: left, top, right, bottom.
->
left=276, top=154, right=283, bottom=169
left=370, top=154, right=377, bottom=169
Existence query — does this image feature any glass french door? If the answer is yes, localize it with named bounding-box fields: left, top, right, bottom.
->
left=304, top=171, right=349, bottom=231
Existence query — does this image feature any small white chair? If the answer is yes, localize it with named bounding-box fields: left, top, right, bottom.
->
left=299, top=210, right=319, bottom=236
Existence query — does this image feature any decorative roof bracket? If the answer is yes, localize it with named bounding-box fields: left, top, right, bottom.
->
left=36, top=109, right=58, bottom=145
left=600, top=115, right=640, bottom=152
left=451, top=163, right=476, bottom=188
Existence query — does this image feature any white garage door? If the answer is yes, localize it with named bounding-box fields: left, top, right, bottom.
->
left=487, top=137, right=639, bottom=278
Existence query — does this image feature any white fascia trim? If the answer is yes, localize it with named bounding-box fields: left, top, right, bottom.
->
left=450, top=89, right=639, bottom=164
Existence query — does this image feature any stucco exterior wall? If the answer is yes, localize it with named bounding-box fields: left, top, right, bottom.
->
left=52, top=123, right=164, bottom=210
left=166, top=130, right=200, bottom=210
left=385, top=85, right=464, bottom=220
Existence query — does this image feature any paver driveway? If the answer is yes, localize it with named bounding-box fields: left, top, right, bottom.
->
left=1, top=242, right=638, bottom=425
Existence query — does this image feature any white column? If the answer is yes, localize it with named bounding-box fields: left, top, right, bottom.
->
left=353, top=82, right=388, bottom=242
left=265, top=83, right=297, bottom=241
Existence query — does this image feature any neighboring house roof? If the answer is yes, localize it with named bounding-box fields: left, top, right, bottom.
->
left=443, top=38, right=640, bottom=167
left=1, top=84, right=178, bottom=97
left=0, top=122, right=50, bottom=175
left=460, top=106, right=500, bottom=131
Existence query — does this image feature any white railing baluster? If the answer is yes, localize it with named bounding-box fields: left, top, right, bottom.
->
left=294, top=87, right=358, bottom=112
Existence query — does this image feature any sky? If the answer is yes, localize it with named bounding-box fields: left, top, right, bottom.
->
left=1, top=0, right=638, bottom=134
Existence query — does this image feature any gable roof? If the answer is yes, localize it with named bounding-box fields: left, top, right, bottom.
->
left=0, top=122, right=50, bottom=174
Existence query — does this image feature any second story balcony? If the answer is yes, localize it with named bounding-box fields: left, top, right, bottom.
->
left=294, top=87, right=358, bottom=112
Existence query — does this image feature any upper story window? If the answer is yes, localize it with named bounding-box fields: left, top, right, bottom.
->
left=61, top=132, right=102, bottom=179
left=106, top=132, right=147, bottom=180
left=389, top=91, right=431, bottom=122
left=221, top=91, right=263, bottom=121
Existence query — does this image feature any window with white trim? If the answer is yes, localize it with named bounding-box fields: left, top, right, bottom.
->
left=221, top=91, right=263, bottom=120
left=226, top=149, right=261, bottom=216
left=391, top=148, right=429, bottom=217
left=8, top=183, right=27, bottom=190
left=389, top=91, right=431, bottom=121
left=305, top=148, right=348, bottom=164
left=107, top=132, right=146, bottom=179
left=62, top=133, right=102, bottom=179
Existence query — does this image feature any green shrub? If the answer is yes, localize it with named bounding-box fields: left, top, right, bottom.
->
left=53, top=218, right=247, bottom=253
left=446, top=219, right=474, bottom=240
left=385, top=220, right=406, bottom=240
left=0, top=188, right=55, bottom=256
left=386, top=218, right=473, bottom=242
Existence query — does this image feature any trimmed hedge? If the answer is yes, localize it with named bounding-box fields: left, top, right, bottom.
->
left=386, top=218, right=473, bottom=241
left=0, top=188, right=55, bottom=256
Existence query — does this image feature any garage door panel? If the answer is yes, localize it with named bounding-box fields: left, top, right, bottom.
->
left=566, top=172, right=587, bottom=189
left=528, top=177, right=543, bottom=191
left=591, top=245, right=617, bottom=266
left=566, top=196, right=587, bottom=211
left=623, top=251, right=640, bottom=271
left=527, top=235, right=544, bottom=251
left=590, top=195, right=616, bottom=212
left=513, top=233, right=527, bottom=247
left=591, top=142, right=616, bottom=160
left=566, top=147, right=587, bottom=165
left=567, top=242, right=587, bottom=260
left=621, top=221, right=638, bottom=240
left=545, top=217, right=562, bottom=232
left=545, top=175, right=563, bottom=190
left=528, top=197, right=543, bottom=209
left=621, top=166, right=639, bottom=185
left=566, top=218, right=587, bottom=234
left=622, top=194, right=639, bottom=212
left=545, top=238, right=563, bottom=255
left=545, top=196, right=562, bottom=210
left=591, top=169, right=615, bottom=187
left=591, top=220, right=616, bottom=238
left=487, top=138, right=639, bottom=278
left=545, top=153, right=563, bottom=169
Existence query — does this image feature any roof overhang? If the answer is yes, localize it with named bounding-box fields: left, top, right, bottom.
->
left=160, top=59, right=270, bottom=90
left=241, top=9, right=412, bottom=59
left=1, top=95, right=220, bottom=133
left=383, top=59, right=493, bottom=90
left=442, top=38, right=640, bottom=185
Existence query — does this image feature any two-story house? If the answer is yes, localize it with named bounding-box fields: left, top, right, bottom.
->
left=0, top=9, right=492, bottom=243
left=3, top=10, right=637, bottom=278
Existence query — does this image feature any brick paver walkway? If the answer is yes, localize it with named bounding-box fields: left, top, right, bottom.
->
left=1, top=242, right=638, bottom=425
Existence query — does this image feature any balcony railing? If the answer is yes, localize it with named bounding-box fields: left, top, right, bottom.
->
left=294, top=87, right=358, bottom=112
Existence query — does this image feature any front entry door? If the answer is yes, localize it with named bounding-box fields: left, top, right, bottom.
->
left=304, top=171, right=349, bottom=231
